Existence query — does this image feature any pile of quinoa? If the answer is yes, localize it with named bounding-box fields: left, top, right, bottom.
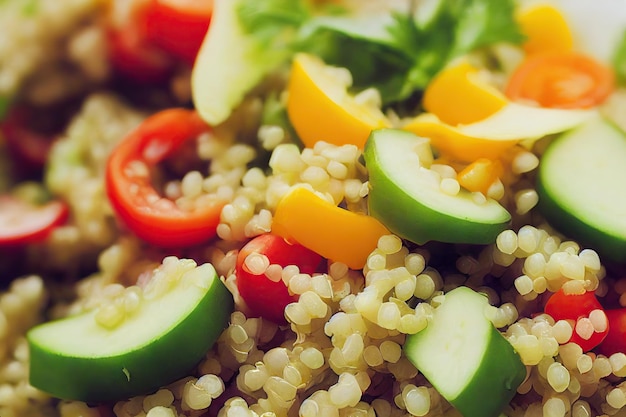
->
left=2, top=1, right=626, bottom=417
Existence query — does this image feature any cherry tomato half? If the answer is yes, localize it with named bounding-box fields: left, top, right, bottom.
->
left=105, top=108, right=225, bottom=247
left=505, top=51, right=614, bottom=109
left=0, top=195, right=68, bottom=246
left=544, top=288, right=609, bottom=352
left=106, top=22, right=174, bottom=84
left=236, top=233, right=323, bottom=324
left=597, top=308, right=626, bottom=356
left=143, top=0, right=213, bottom=64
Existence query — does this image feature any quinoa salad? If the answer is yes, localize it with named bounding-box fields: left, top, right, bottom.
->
left=2, top=0, right=626, bottom=416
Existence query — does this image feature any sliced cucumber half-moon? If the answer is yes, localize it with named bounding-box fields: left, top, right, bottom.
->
left=364, top=128, right=510, bottom=245
left=537, top=117, right=626, bottom=262
left=403, top=286, right=526, bottom=417
left=28, top=259, right=233, bottom=403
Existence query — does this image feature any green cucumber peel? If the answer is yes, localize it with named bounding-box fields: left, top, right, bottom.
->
left=537, top=116, right=626, bottom=262
left=28, top=260, right=233, bottom=402
left=364, top=128, right=510, bottom=245
left=404, top=286, right=526, bottom=417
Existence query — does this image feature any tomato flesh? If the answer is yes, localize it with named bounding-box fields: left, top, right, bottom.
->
left=544, top=289, right=608, bottom=352
left=105, top=108, right=225, bottom=247
left=235, top=233, right=323, bottom=324
left=0, top=196, right=69, bottom=246
left=143, top=0, right=213, bottom=64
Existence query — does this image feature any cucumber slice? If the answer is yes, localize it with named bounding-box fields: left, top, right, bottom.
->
left=403, top=287, right=526, bottom=417
left=537, top=117, right=626, bottom=262
left=27, top=259, right=233, bottom=402
left=191, top=0, right=290, bottom=125
left=363, top=129, right=511, bottom=245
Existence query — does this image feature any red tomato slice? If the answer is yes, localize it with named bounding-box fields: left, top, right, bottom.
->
left=505, top=51, right=614, bottom=109
left=105, top=108, right=225, bottom=247
left=0, top=105, right=69, bottom=177
left=0, top=196, right=68, bottom=246
left=236, top=233, right=323, bottom=324
left=106, top=22, right=174, bottom=84
left=544, top=288, right=609, bottom=352
left=143, top=0, right=213, bottom=64
left=597, top=308, right=626, bottom=356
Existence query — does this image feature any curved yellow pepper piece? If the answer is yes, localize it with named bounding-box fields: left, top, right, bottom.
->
left=286, top=53, right=390, bottom=149
left=272, top=187, right=389, bottom=270
left=517, top=4, right=573, bottom=56
left=423, top=59, right=508, bottom=126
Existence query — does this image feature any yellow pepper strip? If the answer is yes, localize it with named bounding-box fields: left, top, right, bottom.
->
left=423, top=59, right=508, bottom=126
left=272, top=187, right=390, bottom=270
left=403, top=113, right=518, bottom=162
left=403, top=103, right=594, bottom=163
left=457, top=158, right=503, bottom=195
left=516, top=4, right=573, bottom=56
left=286, top=53, right=390, bottom=149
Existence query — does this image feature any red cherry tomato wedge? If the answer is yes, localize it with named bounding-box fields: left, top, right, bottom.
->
left=236, top=233, right=323, bottom=324
left=544, top=288, right=609, bottom=352
left=0, top=195, right=68, bottom=246
left=143, top=0, right=213, bottom=64
left=505, top=51, right=615, bottom=109
left=597, top=309, right=626, bottom=356
left=105, top=108, right=225, bottom=247
left=106, top=22, right=174, bottom=84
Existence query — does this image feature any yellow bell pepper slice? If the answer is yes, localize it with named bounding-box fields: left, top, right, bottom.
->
left=403, top=103, right=594, bottom=163
left=517, top=4, right=573, bottom=56
left=286, top=53, right=390, bottom=149
left=457, top=158, right=503, bottom=195
left=272, top=187, right=389, bottom=270
left=423, top=59, right=508, bottom=126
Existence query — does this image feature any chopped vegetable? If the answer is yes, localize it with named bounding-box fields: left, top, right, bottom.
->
left=286, top=53, right=390, bottom=148
left=191, top=0, right=299, bottom=125
left=505, top=51, right=615, bottom=109
left=422, top=59, right=508, bottom=125
left=404, top=286, right=526, bottom=417
left=105, top=108, right=226, bottom=247
left=0, top=194, right=68, bottom=246
left=404, top=102, right=595, bottom=162
left=28, top=258, right=233, bottom=402
left=235, top=233, right=323, bottom=324
left=456, top=158, right=503, bottom=195
left=364, top=128, right=510, bottom=245
left=106, top=16, right=174, bottom=84
left=0, top=105, right=56, bottom=174
left=536, top=117, right=626, bottom=262
left=544, top=288, right=608, bottom=352
left=516, top=4, right=573, bottom=55
left=598, top=308, right=626, bottom=357
left=272, top=187, right=389, bottom=270
left=143, top=0, right=213, bottom=64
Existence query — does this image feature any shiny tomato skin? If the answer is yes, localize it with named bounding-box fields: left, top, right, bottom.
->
left=0, top=196, right=69, bottom=246
left=106, top=108, right=225, bottom=247
left=1, top=106, right=54, bottom=174
left=544, top=289, right=608, bottom=352
left=236, top=233, right=323, bottom=324
left=143, top=0, right=213, bottom=64
left=597, top=309, right=626, bottom=356
left=106, top=23, right=174, bottom=84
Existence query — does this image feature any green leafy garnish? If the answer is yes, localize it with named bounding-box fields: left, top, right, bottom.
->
left=235, top=0, right=524, bottom=106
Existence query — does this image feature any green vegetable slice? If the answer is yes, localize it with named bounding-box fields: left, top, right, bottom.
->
left=537, top=116, right=626, bottom=262
left=404, top=287, right=526, bottom=417
left=364, top=128, right=510, bottom=245
left=28, top=258, right=233, bottom=402
left=191, top=0, right=298, bottom=125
